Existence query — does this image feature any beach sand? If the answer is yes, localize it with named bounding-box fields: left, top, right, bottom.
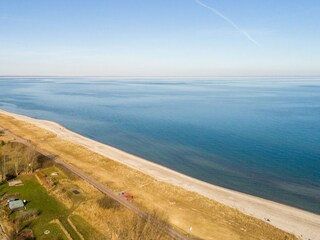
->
left=0, top=109, right=319, bottom=240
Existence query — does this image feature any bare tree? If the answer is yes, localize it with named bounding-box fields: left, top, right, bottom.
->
left=0, top=145, right=10, bottom=181
left=0, top=141, right=40, bottom=179
left=24, top=147, right=39, bottom=173
left=0, top=155, right=8, bottom=181
left=9, top=144, right=24, bottom=176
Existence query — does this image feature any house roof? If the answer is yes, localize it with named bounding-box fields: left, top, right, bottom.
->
left=9, top=200, right=24, bottom=210
left=8, top=179, right=23, bottom=187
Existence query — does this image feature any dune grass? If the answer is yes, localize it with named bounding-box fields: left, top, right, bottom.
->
left=0, top=113, right=298, bottom=240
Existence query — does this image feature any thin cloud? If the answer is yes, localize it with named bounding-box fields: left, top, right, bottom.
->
left=194, top=0, right=258, bottom=45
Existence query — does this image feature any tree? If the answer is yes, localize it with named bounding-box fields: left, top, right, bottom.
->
left=24, top=147, right=39, bottom=173
left=15, top=144, right=24, bottom=176
left=0, top=144, right=9, bottom=181
left=0, top=141, right=40, bottom=180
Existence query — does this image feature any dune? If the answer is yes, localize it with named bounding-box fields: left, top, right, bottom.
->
left=0, top=108, right=319, bottom=240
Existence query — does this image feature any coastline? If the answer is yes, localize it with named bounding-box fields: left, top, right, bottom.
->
left=0, top=109, right=319, bottom=240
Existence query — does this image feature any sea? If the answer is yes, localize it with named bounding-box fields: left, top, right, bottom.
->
left=0, top=77, right=319, bottom=214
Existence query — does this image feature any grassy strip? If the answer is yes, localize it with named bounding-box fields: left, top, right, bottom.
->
left=38, top=222, right=69, bottom=240
left=67, top=217, right=84, bottom=240
left=69, top=215, right=106, bottom=240
left=59, top=217, right=81, bottom=240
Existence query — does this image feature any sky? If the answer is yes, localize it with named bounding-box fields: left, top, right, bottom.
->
left=0, top=0, right=320, bottom=76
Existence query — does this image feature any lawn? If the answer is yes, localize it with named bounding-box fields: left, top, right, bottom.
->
left=0, top=166, right=105, bottom=240
left=37, top=223, right=69, bottom=240
left=0, top=175, right=78, bottom=239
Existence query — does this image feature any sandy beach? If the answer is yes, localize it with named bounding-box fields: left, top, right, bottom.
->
left=0, top=109, right=319, bottom=240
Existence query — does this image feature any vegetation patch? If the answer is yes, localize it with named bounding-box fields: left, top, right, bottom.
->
left=15, top=209, right=39, bottom=223
left=38, top=222, right=69, bottom=240
left=69, top=215, right=105, bottom=240
left=97, top=196, right=120, bottom=209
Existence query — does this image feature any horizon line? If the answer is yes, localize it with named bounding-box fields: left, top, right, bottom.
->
left=1, top=74, right=320, bottom=78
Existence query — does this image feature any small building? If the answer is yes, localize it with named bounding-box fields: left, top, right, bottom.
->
left=8, top=179, right=23, bottom=187
left=9, top=200, right=25, bottom=211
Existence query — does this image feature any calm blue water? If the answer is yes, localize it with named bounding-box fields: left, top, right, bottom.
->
left=0, top=77, right=319, bottom=214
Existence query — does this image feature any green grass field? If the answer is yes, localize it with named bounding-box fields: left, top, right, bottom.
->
left=0, top=175, right=71, bottom=238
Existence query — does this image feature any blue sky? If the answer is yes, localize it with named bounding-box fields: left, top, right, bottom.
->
left=0, top=0, right=320, bottom=76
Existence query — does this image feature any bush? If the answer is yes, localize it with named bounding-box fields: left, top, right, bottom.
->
left=116, top=210, right=169, bottom=240
left=15, top=209, right=39, bottom=222
left=16, top=228, right=34, bottom=240
left=97, top=196, right=120, bottom=209
left=3, top=192, right=20, bottom=201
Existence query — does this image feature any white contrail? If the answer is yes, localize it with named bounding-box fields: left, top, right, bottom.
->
left=194, top=0, right=258, bottom=45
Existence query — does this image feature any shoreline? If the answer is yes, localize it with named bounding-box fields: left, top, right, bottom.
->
left=0, top=109, right=319, bottom=240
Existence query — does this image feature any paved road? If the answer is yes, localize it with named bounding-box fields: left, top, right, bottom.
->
left=1, top=127, right=190, bottom=240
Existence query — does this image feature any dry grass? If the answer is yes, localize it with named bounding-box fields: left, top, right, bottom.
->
left=97, top=196, right=120, bottom=209
left=0, top=209, right=15, bottom=239
left=0, top=134, right=14, bottom=143
left=74, top=198, right=170, bottom=240
left=0, top=113, right=298, bottom=240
